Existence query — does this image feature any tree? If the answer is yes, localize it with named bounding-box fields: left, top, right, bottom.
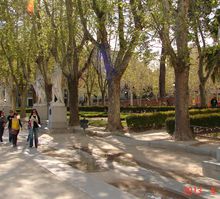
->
left=159, top=30, right=167, bottom=98
left=0, top=0, right=34, bottom=117
left=42, top=0, right=94, bottom=126
left=152, top=0, right=194, bottom=140
left=81, top=59, right=98, bottom=106
left=78, top=0, right=144, bottom=131
left=189, top=0, right=219, bottom=107
left=92, top=47, right=107, bottom=106
left=122, top=55, right=159, bottom=102
left=31, top=0, right=54, bottom=105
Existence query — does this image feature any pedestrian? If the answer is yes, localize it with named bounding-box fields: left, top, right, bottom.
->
left=210, top=96, right=218, bottom=108
left=28, top=109, right=41, bottom=148
left=11, top=113, right=22, bottom=147
left=7, top=110, right=14, bottom=143
left=0, top=111, right=6, bottom=142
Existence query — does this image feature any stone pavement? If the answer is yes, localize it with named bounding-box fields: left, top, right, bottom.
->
left=85, top=128, right=220, bottom=198
left=0, top=129, right=138, bottom=199
left=1, top=127, right=220, bottom=199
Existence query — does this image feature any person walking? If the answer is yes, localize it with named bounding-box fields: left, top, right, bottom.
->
left=7, top=110, right=14, bottom=143
left=11, top=113, right=22, bottom=147
left=210, top=96, right=218, bottom=108
left=29, top=109, right=41, bottom=148
left=0, top=111, right=6, bottom=142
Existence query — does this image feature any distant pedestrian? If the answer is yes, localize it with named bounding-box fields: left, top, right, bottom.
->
left=7, top=110, right=14, bottom=143
left=210, top=96, right=218, bottom=108
left=28, top=109, right=41, bottom=148
left=0, top=111, right=6, bottom=142
left=11, top=113, right=22, bottom=147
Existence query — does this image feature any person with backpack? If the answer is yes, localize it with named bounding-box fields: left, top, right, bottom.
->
left=7, top=110, right=14, bottom=143
left=28, top=109, right=41, bottom=148
left=0, top=111, right=6, bottom=142
left=11, top=113, right=22, bottom=147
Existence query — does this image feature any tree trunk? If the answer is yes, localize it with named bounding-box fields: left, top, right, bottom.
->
left=45, top=83, right=52, bottom=105
left=199, top=82, right=206, bottom=108
left=11, top=87, right=17, bottom=111
left=67, top=76, right=79, bottom=126
left=88, top=93, right=92, bottom=106
left=101, top=91, right=105, bottom=106
left=130, top=89, right=133, bottom=106
left=198, top=55, right=207, bottom=108
left=159, top=45, right=166, bottom=98
left=107, top=77, right=123, bottom=131
left=174, top=68, right=194, bottom=140
left=20, top=88, right=28, bottom=118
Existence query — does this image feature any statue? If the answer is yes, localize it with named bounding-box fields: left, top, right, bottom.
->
left=5, top=87, right=11, bottom=105
left=0, top=86, right=5, bottom=105
left=33, top=74, right=46, bottom=104
left=51, top=65, right=64, bottom=104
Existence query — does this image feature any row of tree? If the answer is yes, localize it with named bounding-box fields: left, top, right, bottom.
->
left=0, top=0, right=220, bottom=140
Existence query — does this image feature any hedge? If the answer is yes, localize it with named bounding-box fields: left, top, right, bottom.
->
left=120, top=106, right=175, bottom=113
left=126, top=111, right=174, bottom=130
left=78, top=106, right=175, bottom=113
left=126, top=108, right=220, bottom=130
left=166, top=113, right=220, bottom=135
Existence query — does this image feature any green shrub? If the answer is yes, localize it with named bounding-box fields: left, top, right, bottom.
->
left=79, top=106, right=176, bottom=113
left=120, top=106, right=175, bottom=113
left=126, top=108, right=220, bottom=131
left=79, top=106, right=108, bottom=112
left=126, top=111, right=174, bottom=130
left=165, top=113, right=220, bottom=135
left=165, top=117, right=175, bottom=135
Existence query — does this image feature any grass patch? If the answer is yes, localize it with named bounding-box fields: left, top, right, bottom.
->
left=89, top=119, right=107, bottom=127
left=80, top=111, right=107, bottom=118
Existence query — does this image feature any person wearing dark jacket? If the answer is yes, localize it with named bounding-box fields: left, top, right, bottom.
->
left=7, top=110, right=14, bottom=143
left=28, top=109, right=41, bottom=148
left=211, top=96, right=218, bottom=108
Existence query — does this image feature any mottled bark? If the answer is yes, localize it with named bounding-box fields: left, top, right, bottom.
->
left=107, top=77, right=123, bottom=131
left=199, top=82, right=206, bottom=108
left=161, top=0, right=193, bottom=140
left=67, top=77, right=79, bottom=126
left=174, top=68, right=193, bottom=140
left=159, top=45, right=166, bottom=98
left=20, top=88, right=28, bottom=118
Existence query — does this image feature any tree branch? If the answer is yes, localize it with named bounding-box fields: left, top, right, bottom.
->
left=77, top=0, right=99, bottom=46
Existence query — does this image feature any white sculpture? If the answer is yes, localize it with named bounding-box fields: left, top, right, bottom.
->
left=0, top=86, right=5, bottom=105
left=33, top=74, right=46, bottom=104
left=51, top=65, right=64, bottom=104
left=5, top=87, right=11, bottom=105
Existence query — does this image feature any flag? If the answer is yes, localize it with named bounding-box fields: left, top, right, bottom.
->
left=27, top=0, right=35, bottom=15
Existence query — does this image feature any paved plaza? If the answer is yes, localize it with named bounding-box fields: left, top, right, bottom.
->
left=0, top=127, right=220, bottom=199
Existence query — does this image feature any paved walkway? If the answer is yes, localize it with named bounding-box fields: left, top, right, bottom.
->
left=1, top=127, right=220, bottom=199
left=37, top=127, right=220, bottom=199
left=0, top=130, right=137, bottom=199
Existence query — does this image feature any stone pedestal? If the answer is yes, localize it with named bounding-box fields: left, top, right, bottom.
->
left=33, top=104, right=48, bottom=121
left=48, top=103, right=67, bottom=129
left=202, top=147, right=220, bottom=180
